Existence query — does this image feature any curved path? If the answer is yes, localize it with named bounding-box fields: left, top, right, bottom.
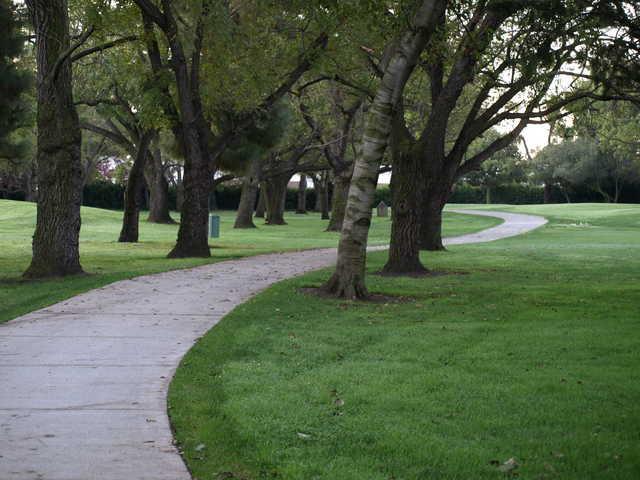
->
left=0, top=210, right=546, bottom=480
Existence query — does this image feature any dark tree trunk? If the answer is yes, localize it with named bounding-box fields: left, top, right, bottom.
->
left=318, top=173, right=330, bottom=220
left=23, top=0, right=84, bottom=278
left=485, top=186, right=492, bottom=204
left=24, top=166, right=37, bottom=202
left=176, top=180, right=184, bottom=211
left=255, top=182, right=266, bottom=218
left=146, top=143, right=174, bottom=224
left=419, top=185, right=448, bottom=251
left=313, top=177, right=322, bottom=212
left=234, top=157, right=261, bottom=228
left=543, top=182, right=552, bottom=204
left=296, top=174, right=307, bottom=214
left=119, top=131, right=154, bottom=243
left=383, top=134, right=426, bottom=274
left=265, top=175, right=289, bottom=225
left=326, top=169, right=352, bottom=231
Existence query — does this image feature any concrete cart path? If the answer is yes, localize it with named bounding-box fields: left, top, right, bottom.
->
left=0, top=210, right=546, bottom=480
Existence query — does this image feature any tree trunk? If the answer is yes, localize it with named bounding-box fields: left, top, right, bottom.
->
left=419, top=187, right=448, bottom=251
left=264, top=175, right=289, bottom=225
left=319, top=173, right=330, bottom=220
left=146, top=142, right=174, bottom=224
left=23, top=0, right=84, bottom=278
left=313, top=176, right=322, bottom=212
left=322, top=0, right=444, bottom=298
left=543, top=182, right=552, bottom=204
left=255, top=182, right=266, bottom=218
left=382, top=145, right=426, bottom=275
left=234, top=156, right=261, bottom=228
left=485, top=186, right=492, bottom=204
left=119, top=131, right=154, bottom=243
left=326, top=169, right=352, bottom=231
left=296, top=173, right=307, bottom=214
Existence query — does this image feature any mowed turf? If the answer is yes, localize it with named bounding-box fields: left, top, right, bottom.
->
left=0, top=199, right=499, bottom=323
left=169, top=204, right=640, bottom=480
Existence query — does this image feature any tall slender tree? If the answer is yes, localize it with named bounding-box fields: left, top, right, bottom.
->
left=322, top=0, right=447, bottom=299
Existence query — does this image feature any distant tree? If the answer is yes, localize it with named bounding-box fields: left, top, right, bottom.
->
left=464, top=130, right=525, bottom=204
left=535, top=135, right=639, bottom=203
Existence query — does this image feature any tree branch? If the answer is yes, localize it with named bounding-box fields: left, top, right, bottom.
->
left=71, top=35, right=139, bottom=63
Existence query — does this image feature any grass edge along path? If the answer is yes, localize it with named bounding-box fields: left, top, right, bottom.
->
left=0, top=199, right=500, bottom=323
left=169, top=203, right=640, bottom=480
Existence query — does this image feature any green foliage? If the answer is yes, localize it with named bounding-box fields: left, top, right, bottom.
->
left=537, top=101, right=640, bottom=201
left=464, top=129, right=526, bottom=192
left=217, top=101, right=293, bottom=173
left=0, top=0, right=32, bottom=164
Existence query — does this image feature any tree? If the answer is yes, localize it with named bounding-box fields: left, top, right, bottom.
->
left=23, top=0, right=86, bottom=278
left=464, top=130, right=524, bottom=204
left=133, top=0, right=328, bottom=258
left=231, top=102, right=292, bottom=229
left=322, top=0, right=447, bottom=298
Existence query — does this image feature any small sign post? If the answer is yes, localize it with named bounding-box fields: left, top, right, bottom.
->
left=209, top=215, right=220, bottom=238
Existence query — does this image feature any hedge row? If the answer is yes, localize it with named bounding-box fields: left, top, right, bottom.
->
left=80, top=180, right=640, bottom=212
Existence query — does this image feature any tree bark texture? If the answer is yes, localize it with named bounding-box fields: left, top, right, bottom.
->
left=234, top=156, right=261, bottom=228
left=419, top=179, right=450, bottom=251
left=323, top=0, right=445, bottom=298
left=264, top=174, right=289, bottom=225
left=119, top=131, right=154, bottom=242
left=382, top=120, right=426, bottom=274
left=255, top=182, right=266, bottom=218
left=316, top=172, right=330, bottom=220
left=296, top=174, right=307, bottom=214
left=23, top=0, right=84, bottom=278
left=146, top=142, right=174, bottom=223
left=326, top=168, right=352, bottom=231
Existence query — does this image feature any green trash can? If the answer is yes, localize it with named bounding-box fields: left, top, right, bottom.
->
left=209, top=215, right=220, bottom=238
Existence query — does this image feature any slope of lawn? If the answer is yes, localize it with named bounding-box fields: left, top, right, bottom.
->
left=170, top=203, right=640, bottom=480
left=0, top=199, right=499, bottom=323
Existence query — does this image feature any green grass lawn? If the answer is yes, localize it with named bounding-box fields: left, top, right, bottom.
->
left=0, top=199, right=499, bottom=324
left=169, top=203, right=640, bottom=480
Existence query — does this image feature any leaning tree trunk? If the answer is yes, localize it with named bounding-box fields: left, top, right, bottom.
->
left=23, top=0, right=84, bottom=278
left=255, top=182, right=266, bottom=218
left=119, top=131, right=154, bottom=243
left=326, top=168, right=352, bottom=231
left=322, top=0, right=444, bottom=298
left=146, top=143, right=174, bottom=224
left=382, top=135, right=426, bottom=274
left=264, top=174, right=290, bottom=225
left=296, top=173, right=307, bottom=214
left=234, top=156, right=261, bottom=228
